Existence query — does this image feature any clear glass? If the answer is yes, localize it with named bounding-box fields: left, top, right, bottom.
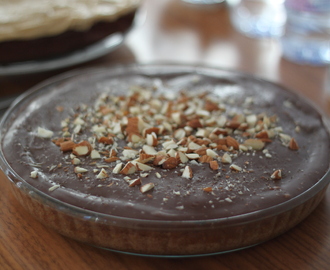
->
left=0, top=64, right=329, bottom=257
left=228, top=0, right=286, bottom=38
left=281, top=0, right=330, bottom=66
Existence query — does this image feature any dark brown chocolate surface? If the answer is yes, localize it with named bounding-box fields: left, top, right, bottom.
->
left=0, top=11, right=136, bottom=64
left=2, top=66, right=330, bottom=221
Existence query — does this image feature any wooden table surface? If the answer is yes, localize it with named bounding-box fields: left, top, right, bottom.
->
left=1, top=1, right=330, bottom=269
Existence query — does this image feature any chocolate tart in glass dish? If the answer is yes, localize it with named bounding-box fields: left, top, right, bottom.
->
left=0, top=64, right=329, bottom=257
left=0, top=0, right=140, bottom=64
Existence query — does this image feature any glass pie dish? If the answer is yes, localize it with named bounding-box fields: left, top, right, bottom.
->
left=0, top=64, right=329, bottom=257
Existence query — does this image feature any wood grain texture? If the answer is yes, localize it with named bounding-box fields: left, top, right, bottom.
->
left=0, top=0, right=329, bottom=269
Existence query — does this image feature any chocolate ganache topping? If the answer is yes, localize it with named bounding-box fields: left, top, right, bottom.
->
left=2, top=66, right=330, bottom=221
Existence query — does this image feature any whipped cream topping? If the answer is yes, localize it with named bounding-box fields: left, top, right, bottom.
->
left=0, top=0, right=140, bottom=42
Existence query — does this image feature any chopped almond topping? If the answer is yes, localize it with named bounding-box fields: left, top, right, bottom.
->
left=138, top=153, right=155, bottom=163
left=91, top=150, right=101, bottom=159
left=60, top=140, right=75, bottom=152
left=162, top=157, right=178, bottom=169
left=203, top=187, right=213, bottom=192
left=255, top=130, right=269, bottom=139
left=37, top=127, right=54, bottom=138
left=187, top=118, right=203, bottom=129
left=271, top=169, right=282, bottom=180
left=126, top=117, right=140, bottom=136
left=182, top=165, right=193, bottom=179
left=120, top=162, right=137, bottom=175
left=226, top=136, right=239, bottom=150
left=109, top=149, right=117, bottom=157
left=144, top=127, right=161, bottom=136
left=53, top=84, right=300, bottom=198
left=289, top=138, right=299, bottom=150
left=199, top=155, right=213, bottom=163
left=96, top=168, right=108, bottom=179
left=194, top=147, right=207, bottom=156
left=140, top=182, right=155, bottom=193
left=153, top=154, right=168, bottom=166
left=230, top=164, right=242, bottom=172
left=244, top=139, right=265, bottom=150
left=74, top=166, right=88, bottom=173
left=98, top=136, right=114, bottom=145
left=221, top=153, right=232, bottom=164
left=72, top=141, right=92, bottom=156
left=129, top=178, right=141, bottom=187
left=209, top=160, right=219, bottom=170
left=112, top=163, right=123, bottom=174
left=30, top=170, right=38, bottom=178
left=104, top=157, right=120, bottom=163
left=204, top=100, right=219, bottom=111
left=134, top=162, right=154, bottom=171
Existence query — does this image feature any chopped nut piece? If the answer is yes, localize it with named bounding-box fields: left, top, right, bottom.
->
left=246, top=114, right=257, bottom=127
left=199, top=155, right=213, bottom=163
left=187, top=118, right=203, bottom=128
left=138, top=154, right=155, bottom=163
left=91, top=150, right=101, bottom=159
left=188, top=141, right=202, bottom=150
left=176, top=151, right=189, bottom=163
left=163, top=140, right=178, bottom=150
left=194, top=147, right=207, bottom=156
left=126, top=117, right=140, bottom=136
left=128, top=133, right=144, bottom=143
left=140, top=182, right=155, bottom=193
left=98, top=136, right=114, bottom=145
left=129, top=178, right=141, bottom=187
left=122, top=149, right=139, bottom=160
left=279, top=133, right=292, bottom=145
left=271, top=169, right=282, bottom=180
left=162, top=157, right=178, bottom=169
left=152, top=153, right=167, bottom=166
left=74, top=166, right=88, bottom=173
left=221, top=153, right=232, bottom=164
left=174, top=129, right=186, bottom=140
left=142, top=145, right=158, bottom=155
left=104, top=157, right=120, bottom=163
left=230, top=164, right=242, bottom=172
left=204, top=100, right=219, bottom=111
left=244, top=139, right=265, bottom=150
left=182, top=165, right=193, bottom=179
left=71, top=158, right=81, bottom=165
left=203, top=187, right=213, bottom=192
left=206, top=148, right=218, bottom=158
left=109, top=149, right=117, bottom=157
left=134, top=162, right=154, bottom=171
left=30, top=170, right=38, bottom=178
left=120, top=162, right=137, bottom=175
left=289, top=138, right=299, bottom=150
left=146, top=133, right=158, bottom=146
left=37, top=127, right=54, bottom=138
left=112, top=163, right=123, bottom=174
left=209, top=160, right=219, bottom=170
left=96, top=168, right=108, bottom=179
left=255, top=130, right=269, bottom=139
left=60, top=140, right=75, bottom=152
left=226, top=136, right=239, bottom=150
left=186, top=153, right=200, bottom=160
left=72, top=141, right=92, bottom=156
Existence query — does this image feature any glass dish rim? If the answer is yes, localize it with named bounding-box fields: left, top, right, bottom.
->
left=1, top=62, right=329, bottom=228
